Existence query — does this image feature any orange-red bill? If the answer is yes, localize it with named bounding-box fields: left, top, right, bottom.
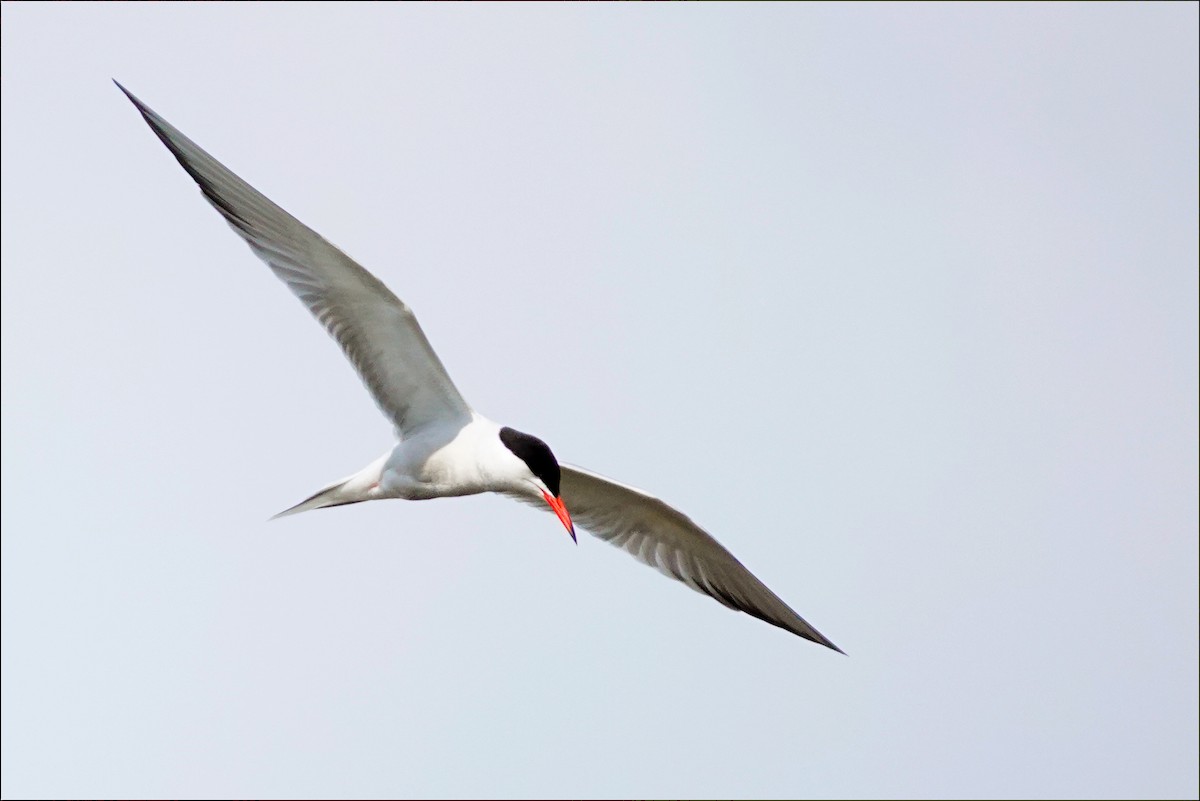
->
left=542, top=490, right=576, bottom=543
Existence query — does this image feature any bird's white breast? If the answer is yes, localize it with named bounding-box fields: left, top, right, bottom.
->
left=380, top=415, right=516, bottom=500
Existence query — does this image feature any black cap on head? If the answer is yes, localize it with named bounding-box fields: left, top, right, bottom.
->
left=499, top=427, right=562, bottom=497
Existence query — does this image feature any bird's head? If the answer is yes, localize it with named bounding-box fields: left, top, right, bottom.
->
left=498, top=426, right=575, bottom=542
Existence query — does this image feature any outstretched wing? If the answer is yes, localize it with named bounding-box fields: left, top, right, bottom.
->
left=117, top=82, right=472, bottom=437
left=560, top=464, right=843, bottom=651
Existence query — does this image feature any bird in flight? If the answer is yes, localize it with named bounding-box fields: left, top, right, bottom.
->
left=117, top=81, right=843, bottom=653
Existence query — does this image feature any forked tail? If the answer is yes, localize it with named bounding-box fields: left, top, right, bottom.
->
left=270, top=454, right=388, bottom=520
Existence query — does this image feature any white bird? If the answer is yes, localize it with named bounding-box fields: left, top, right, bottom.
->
left=117, top=82, right=843, bottom=653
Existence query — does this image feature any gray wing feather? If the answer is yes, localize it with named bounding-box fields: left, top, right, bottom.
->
left=559, top=464, right=843, bottom=652
left=117, top=82, right=472, bottom=436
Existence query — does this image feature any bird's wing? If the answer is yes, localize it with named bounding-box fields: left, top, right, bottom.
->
left=117, top=82, right=472, bottom=437
left=558, top=464, right=843, bottom=652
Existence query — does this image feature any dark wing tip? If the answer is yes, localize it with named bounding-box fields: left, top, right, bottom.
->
left=784, top=617, right=845, bottom=654
left=823, top=638, right=848, bottom=656
left=112, top=81, right=252, bottom=230
left=783, top=616, right=845, bottom=655
left=755, top=609, right=846, bottom=654
left=113, top=79, right=144, bottom=110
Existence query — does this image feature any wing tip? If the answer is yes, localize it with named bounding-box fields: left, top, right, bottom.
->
left=822, top=638, right=848, bottom=656
left=781, top=617, right=845, bottom=654
left=746, top=607, right=845, bottom=653
left=113, top=79, right=145, bottom=111
left=796, top=625, right=846, bottom=655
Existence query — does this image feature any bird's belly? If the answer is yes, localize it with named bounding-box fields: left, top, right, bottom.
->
left=381, top=473, right=486, bottom=500
left=381, top=440, right=489, bottom=500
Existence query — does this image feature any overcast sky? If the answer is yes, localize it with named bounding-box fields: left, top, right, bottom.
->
left=2, top=4, right=1197, bottom=799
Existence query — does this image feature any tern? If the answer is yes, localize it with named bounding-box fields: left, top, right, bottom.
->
left=117, top=82, right=842, bottom=653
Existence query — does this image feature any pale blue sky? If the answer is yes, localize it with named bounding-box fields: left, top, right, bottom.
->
left=2, top=4, right=1197, bottom=799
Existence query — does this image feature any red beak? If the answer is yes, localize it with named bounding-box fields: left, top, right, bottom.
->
left=542, top=490, right=576, bottom=543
